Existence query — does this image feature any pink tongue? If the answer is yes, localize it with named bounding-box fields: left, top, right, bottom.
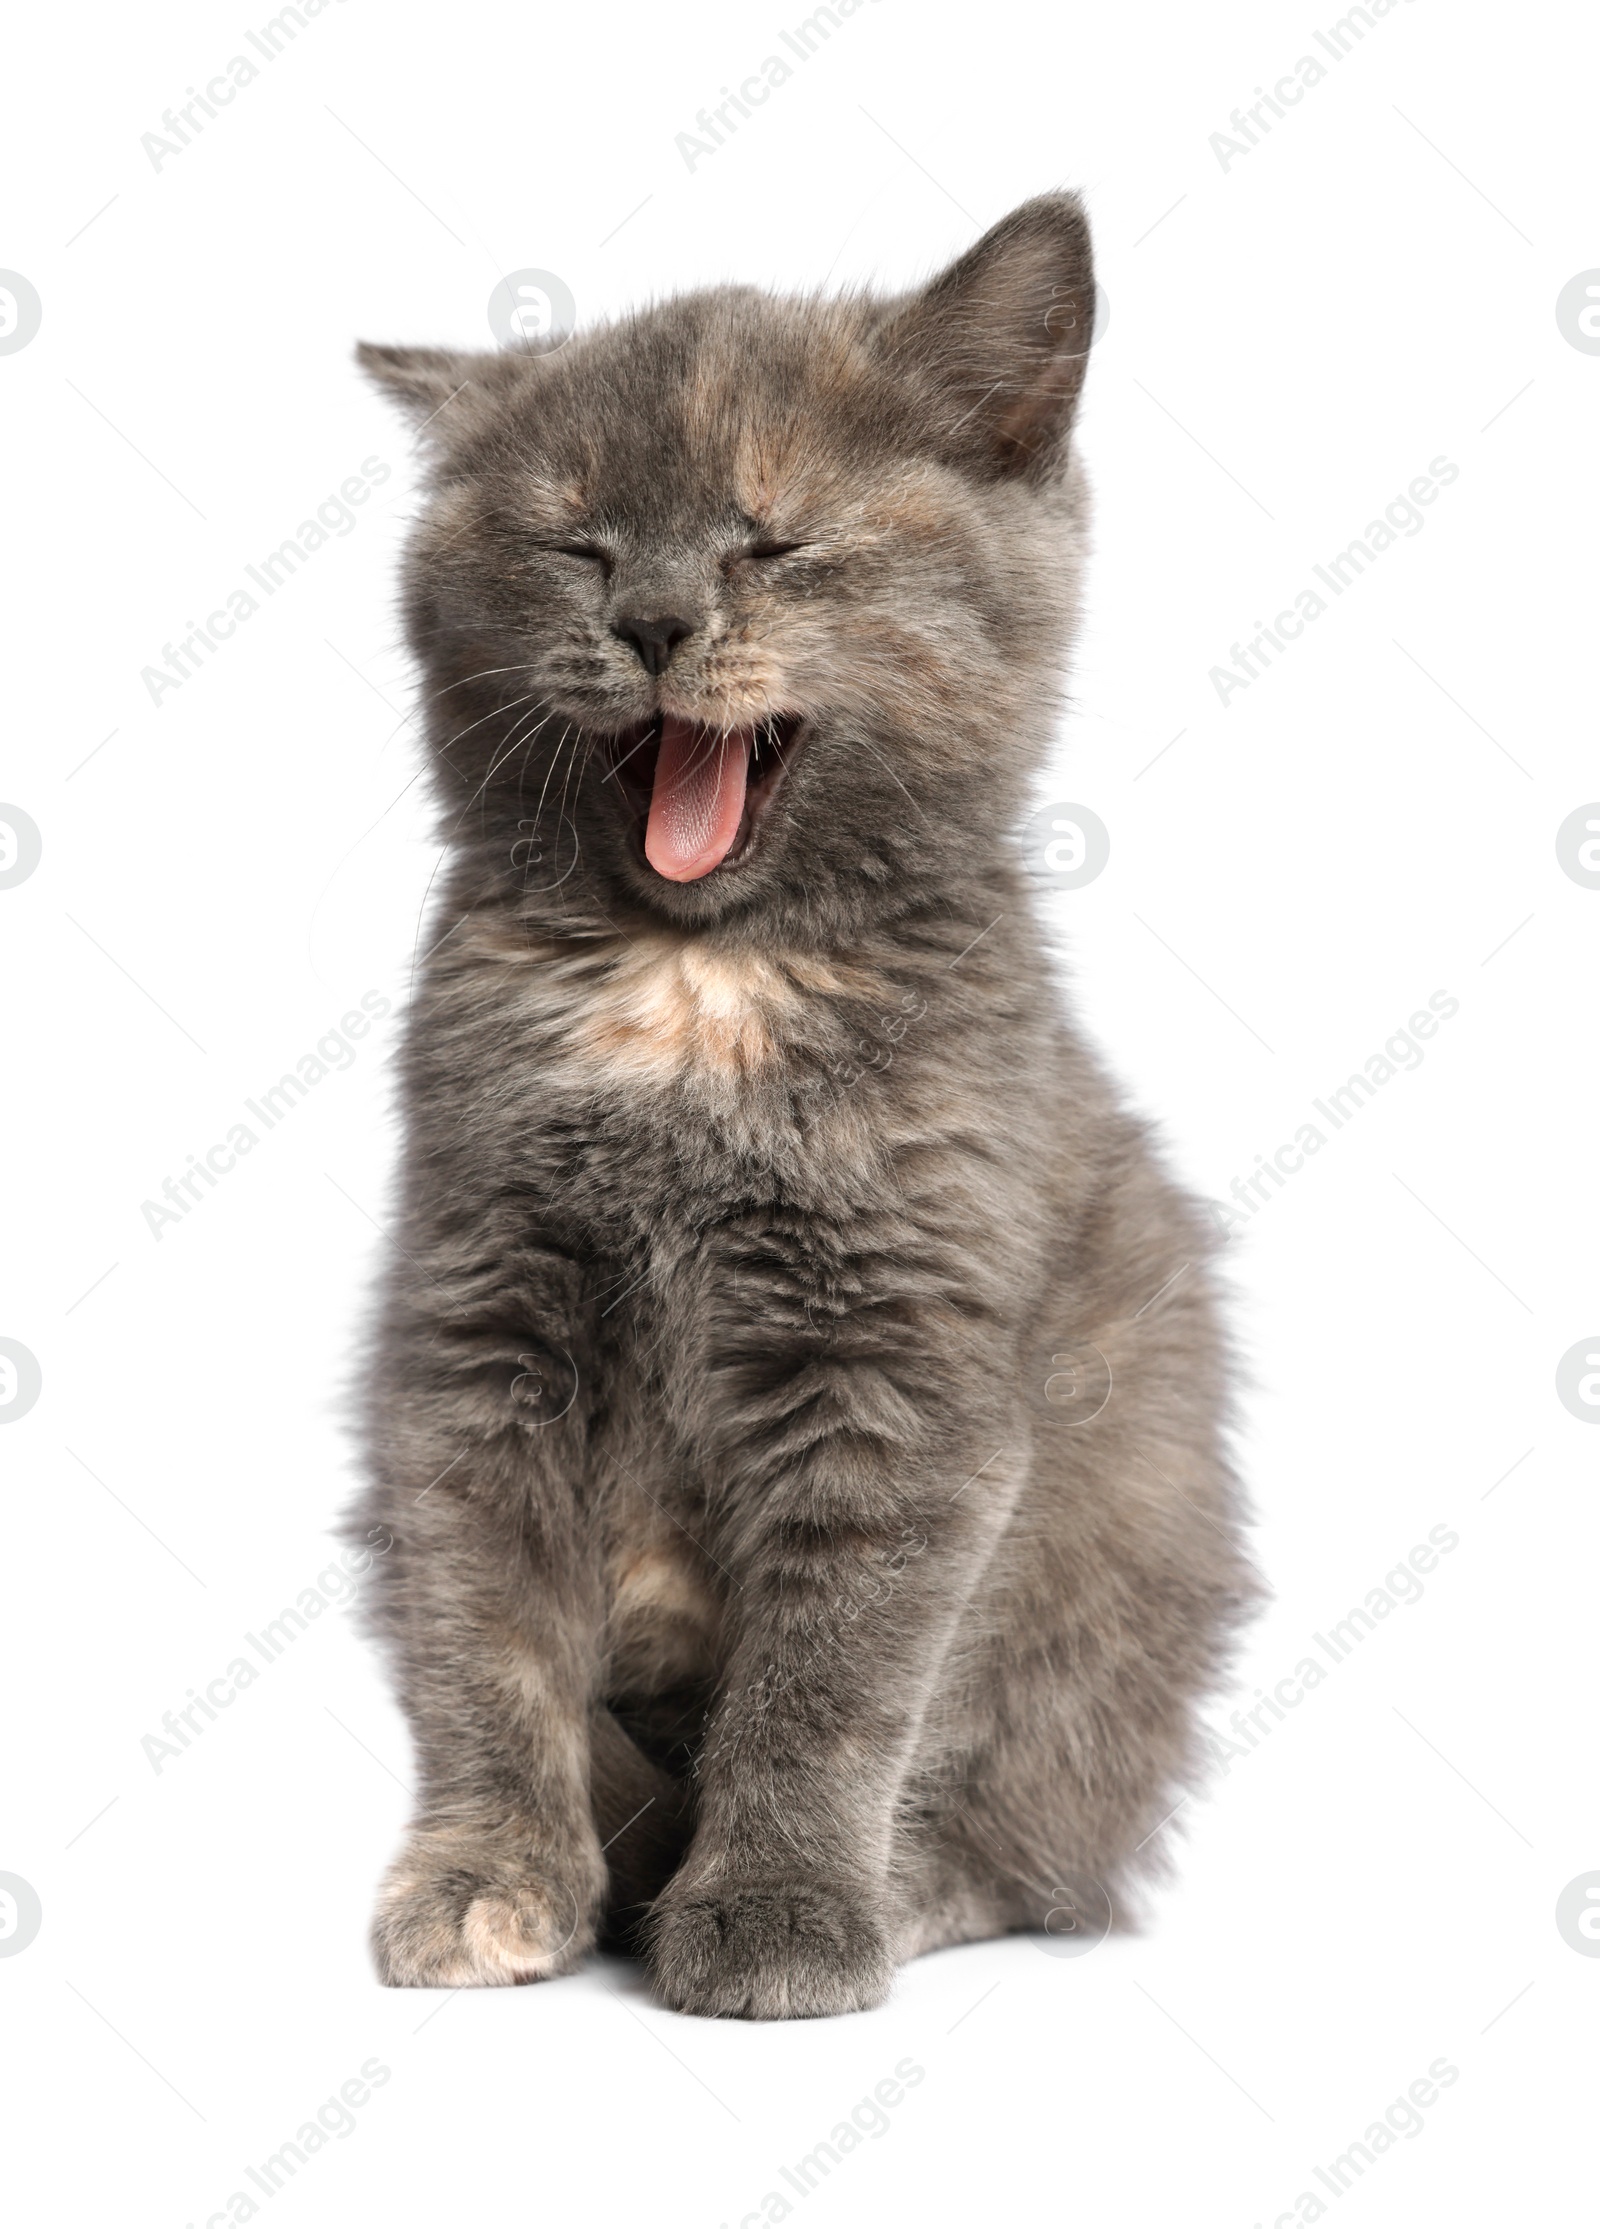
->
left=645, top=716, right=751, bottom=881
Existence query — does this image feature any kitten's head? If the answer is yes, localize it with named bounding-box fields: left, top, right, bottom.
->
left=361, top=194, right=1094, bottom=940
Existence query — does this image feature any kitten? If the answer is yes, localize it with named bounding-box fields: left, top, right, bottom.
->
left=350, top=194, right=1257, bottom=2017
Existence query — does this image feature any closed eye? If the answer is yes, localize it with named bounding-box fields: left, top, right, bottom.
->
left=549, top=542, right=612, bottom=572
left=724, top=540, right=806, bottom=573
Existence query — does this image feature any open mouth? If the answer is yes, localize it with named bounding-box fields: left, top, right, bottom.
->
left=603, top=712, right=806, bottom=882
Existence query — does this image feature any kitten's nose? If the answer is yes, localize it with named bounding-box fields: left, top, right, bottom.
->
left=613, top=611, right=696, bottom=676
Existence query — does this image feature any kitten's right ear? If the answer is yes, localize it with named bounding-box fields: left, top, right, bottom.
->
left=356, top=342, right=488, bottom=430
left=877, top=194, right=1097, bottom=482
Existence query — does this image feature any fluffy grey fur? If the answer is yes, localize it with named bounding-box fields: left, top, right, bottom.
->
left=349, top=194, right=1258, bottom=2017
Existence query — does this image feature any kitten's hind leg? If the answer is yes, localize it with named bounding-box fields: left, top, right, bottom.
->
left=890, top=1339, right=1258, bottom=1964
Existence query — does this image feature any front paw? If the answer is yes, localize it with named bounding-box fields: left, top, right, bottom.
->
left=372, top=1821, right=603, bottom=1988
left=647, top=1872, right=893, bottom=2019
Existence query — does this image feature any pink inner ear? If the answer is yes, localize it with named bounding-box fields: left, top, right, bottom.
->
left=995, top=342, right=1089, bottom=467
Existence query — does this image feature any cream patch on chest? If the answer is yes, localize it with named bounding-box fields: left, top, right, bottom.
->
left=457, top=922, right=889, bottom=1087
left=575, top=940, right=805, bottom=1080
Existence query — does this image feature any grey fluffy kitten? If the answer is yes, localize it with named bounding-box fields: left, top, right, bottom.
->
left=351, top=195, right=1257, bottom=2018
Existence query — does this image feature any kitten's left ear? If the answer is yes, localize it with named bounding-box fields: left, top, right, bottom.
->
left=356, top=342, right=535, bottom=439
left=877, top=194, right=1096, bottom=481
left=356, top=343, right=480, bottom=422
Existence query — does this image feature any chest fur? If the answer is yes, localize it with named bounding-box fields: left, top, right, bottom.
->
left=458, top=922, right=901, bottom=1093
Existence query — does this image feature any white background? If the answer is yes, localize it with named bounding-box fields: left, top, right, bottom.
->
left=2, top=1, right=1595, bottom=2222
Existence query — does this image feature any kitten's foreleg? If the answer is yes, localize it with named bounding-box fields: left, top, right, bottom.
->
left=647, top=1330, right=1024, bottom=2018
left=362, top=1303, right=608, bottom=1988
